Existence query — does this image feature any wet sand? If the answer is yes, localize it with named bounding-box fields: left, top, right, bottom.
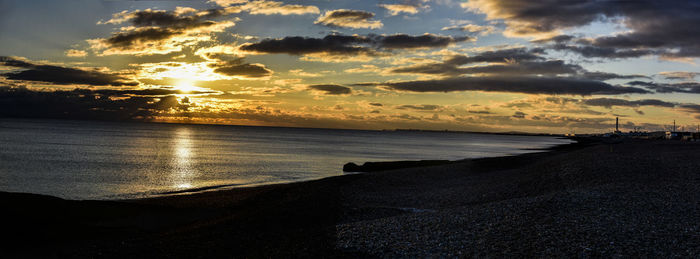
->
left=2, top=138, right=699, bottom=257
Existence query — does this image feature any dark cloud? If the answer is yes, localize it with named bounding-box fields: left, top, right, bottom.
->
left=628, top=81, right=700, bottom=94
left=307, top=84, right=352, bottom=95
left=370, top=76, right=649, bottom=95
left=588, top=4, right=700, bottom=58
left=388, top=47, right=647, bottom=80
left=103, top=27, right=184, bottom=49
left=465, top=0, right=612, bottom=36
left=0, top=86, right=191, bottom=121
left=239, top=35, right=373, bottom=55
left=548, top=43, right=657, bottom=59
left=474, top=1, right=700, bottom=58
left=0, top=56, right=137, bottom=86
left=579, top=71, right=648, bottom=81
left=389, top=48, right=552, bottom=76
left=92, top=8, right=234, bottom=55
left=396, top=104, right=442, bottom=111
left=445, top=48, right=545, bottom=64
left=0, top=56, right=35, bottom=68
left=583, top=98, right=676, bottom=108
left=373, top=34, right=471, bottom=49
left=391, top=60, right=581, bottom=77
left=679, top=104, right=700, bottom=114
left=389, top=62, right=463, bottom=76
left=534, top=35, right=657, bottom=58
left=239, top=33, right=469, bottom=56
left=677, top=104, right=700, bottom=120
left=210, top=62, right=273, bottom=78
left=468, top=110, right=492, bottom=114
left=314, top=9, right=382, bottom=29
left=512, top=111, right=526, bottom=118
left=128, top=9, right=225, bottom=28
left=530, top=35, right=575, bottom=44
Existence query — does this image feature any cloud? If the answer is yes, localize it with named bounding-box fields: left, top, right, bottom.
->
left=370, top=76, right=649, bottom=95
left=0, top=56, right=137, bottom=86
left=239, top=35, right=374, bottom=55
left=468, top=110, right=492, bottom=114
left=548, top=42, right=657, bottom=59
left=536, top=36, right=657, bottom=59
left=462, top=0, right=607, bottom=38
left=0, top=86, right=192, bottom=121
left=390, top=59, right=582, bottom=77
left=658, top=71, right=700, bottom=81
left=378, top=4, right=419, bottom=16
left=314, top=9, right=382, bottom=29
left=65, top=49, right=87, bottom=57
left=288, top=69, right=321, bottom=77
left=209, top=61, right=273, bottom=79
left=465, top=0, right=700, bottom=59
left=388, top=47, right=647, bottom=79
left=239, top=33, right=470, bottom=57
left=208, top=0, right=248, bottom=7
left=387, top=47, right=558, bottom=76
left=194, top=44, right=242, bottom=61
left=583, top=98, right=700, bottom=119
left=628, top=81, right=700, bottom=94
left=345, top=65, right=380, bottom=74
left=512, top=111, right=526, bottom=118
left=89, top=88, right=216, bottom=96
left=396, top=104, right=442, bottom=111
left=679, top=104, right=700, bottom=115
left=583, top=98, right=676, bottom=108
left=90, top=8, right=236, bottom=55
left=307, top=84, right=352, bottom=95
left=375, top=33, right=471, bottom=49
left=237, top=0, right=320, bottom=15
left=441, top=24, right=496, bottom=36
left=445, top=47, right=545, bottom=64
left=135, top=61, right=231, bottom=82
left=209, top=0, right=319, bottom=15
left=579, top=71, right=649, bottom=81
left=106, top=8, right=226, bottom=27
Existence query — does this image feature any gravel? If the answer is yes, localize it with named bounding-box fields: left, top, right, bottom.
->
left=335, top=140, right=700, bottom=257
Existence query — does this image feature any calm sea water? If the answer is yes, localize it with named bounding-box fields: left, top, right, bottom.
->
left=0, top=119, right=573, bottom=200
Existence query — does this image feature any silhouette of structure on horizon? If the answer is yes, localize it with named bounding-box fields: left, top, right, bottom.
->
left=614, top=117, right=622, bottom=134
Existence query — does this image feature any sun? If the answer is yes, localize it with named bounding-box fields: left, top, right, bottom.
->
left=176, top=79, right=202, bottom=93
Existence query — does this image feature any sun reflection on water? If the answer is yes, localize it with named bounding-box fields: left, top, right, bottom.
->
left=171, top=127, right=195, bottom=189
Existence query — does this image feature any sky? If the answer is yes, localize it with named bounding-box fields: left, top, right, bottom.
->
left=1, top=0, right=700, bottom=133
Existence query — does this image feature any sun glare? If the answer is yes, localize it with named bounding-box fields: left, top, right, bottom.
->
left=176, top=80, right=201, bottom=93
left=140, top=62, right=228, bottom=82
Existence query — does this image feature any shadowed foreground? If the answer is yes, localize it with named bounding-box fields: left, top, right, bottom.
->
left=2, top=138, right=700, bottom=257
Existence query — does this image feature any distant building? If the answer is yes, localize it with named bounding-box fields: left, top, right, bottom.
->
left=648, top=131, right=667, bottom=139
left=666, top=131, right=694, bottom=140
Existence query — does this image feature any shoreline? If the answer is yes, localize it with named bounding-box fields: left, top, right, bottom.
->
left=1, top=117, right=575, bottom=201
left=3, top=137, right=699, bottom=257
left=25, top=137, right=577, bottom=201
left=138, top=138, right=579, bottom=200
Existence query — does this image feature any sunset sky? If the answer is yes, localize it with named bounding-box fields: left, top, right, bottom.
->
left=2, top=0, right=700, bottom=133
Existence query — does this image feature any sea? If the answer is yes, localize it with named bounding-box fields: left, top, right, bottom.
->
left=0, top=118, right=574, bottom=200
